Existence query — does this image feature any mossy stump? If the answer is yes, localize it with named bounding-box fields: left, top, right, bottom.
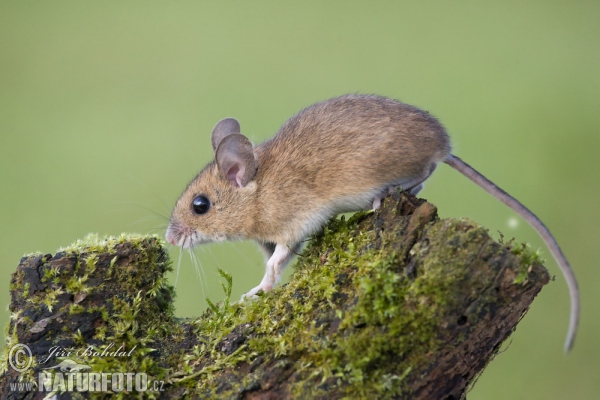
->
left=1, top=191, right=549, bottom=399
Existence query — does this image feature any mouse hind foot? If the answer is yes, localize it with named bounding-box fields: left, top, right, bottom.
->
left=371, top=181, right=424, bottom=210
left=371, top=164, right=437, bottom=210
left=409, top=183, right=424, bottom=195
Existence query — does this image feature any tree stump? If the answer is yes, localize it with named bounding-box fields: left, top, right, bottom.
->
left=0, top=191, right=549, bottom=399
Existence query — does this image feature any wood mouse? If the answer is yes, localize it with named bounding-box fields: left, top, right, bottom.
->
left=165, top=94, right=579, bottom=351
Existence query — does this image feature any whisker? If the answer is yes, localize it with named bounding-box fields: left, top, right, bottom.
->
left=204, top=245, right=220, bottom=268
left=147, top=223, right=169, bottom=234
left=175, top=245, right=183, bottom=288
left=192, top=247, right=209, bottom=297
left=127, top=215, right=158, bottom=224
left=126, top=217, right=168, bottom=230
left=188, top=248, right=207, bottom=303
left=112, top=200, right=171, bottom=222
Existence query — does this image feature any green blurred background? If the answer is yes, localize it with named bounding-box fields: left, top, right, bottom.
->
left=1, top=1, right=599, bottom=397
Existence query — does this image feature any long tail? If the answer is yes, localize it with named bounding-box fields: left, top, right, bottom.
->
left=444, top=154, right=579, bottom=352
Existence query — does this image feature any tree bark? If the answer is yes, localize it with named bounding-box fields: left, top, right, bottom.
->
left=0, top=191, right=548, bottom=399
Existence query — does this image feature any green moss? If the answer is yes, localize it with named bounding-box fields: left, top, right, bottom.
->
left=64, top=235, right=176, bottom=396
left=163, top=212, right=476, bottom=397
left=173, top=207, right=538, bottom=398
left=22, top=282, right=30, bottom=299
left=2, top=233, right=178, bottom=399
left=3, top=204, right=546, bottom=398
left=68, top=304, right=86, bottom=315
left=497, top=232, right=545, bottom=285
left=58, top=233, right=120, bottom=254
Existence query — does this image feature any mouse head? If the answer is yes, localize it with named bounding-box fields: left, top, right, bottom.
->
left=166, top=118, right=259, bottom=248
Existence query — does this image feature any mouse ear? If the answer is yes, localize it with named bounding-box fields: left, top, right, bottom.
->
left=211, top=118, right=241, bottom=153
left=215, top=133, right=257, bottom=188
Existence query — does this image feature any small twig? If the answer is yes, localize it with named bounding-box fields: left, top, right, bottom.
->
left=287, top=244, right=304, bottom=257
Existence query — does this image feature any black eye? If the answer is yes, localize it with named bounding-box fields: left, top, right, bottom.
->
left=192, top=195, right=210, bottom=215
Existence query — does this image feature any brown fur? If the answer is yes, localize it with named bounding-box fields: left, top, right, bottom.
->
left=168, top=94, right=451, bottom=246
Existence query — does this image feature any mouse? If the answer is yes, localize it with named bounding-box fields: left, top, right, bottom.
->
left=165, top=94, right=579, bottom=352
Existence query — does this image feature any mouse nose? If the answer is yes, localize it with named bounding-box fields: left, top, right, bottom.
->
left=165, top=229, right=176, bottom=246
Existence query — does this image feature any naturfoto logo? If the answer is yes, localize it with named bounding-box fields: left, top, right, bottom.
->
left=7, top=343, right=165, bottom=395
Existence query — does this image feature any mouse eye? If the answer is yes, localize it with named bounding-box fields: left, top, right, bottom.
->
left=192, top=195, right=210, bottom=215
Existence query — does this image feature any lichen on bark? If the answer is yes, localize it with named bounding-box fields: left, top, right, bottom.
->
left=0, top=191, right=548, bottom=399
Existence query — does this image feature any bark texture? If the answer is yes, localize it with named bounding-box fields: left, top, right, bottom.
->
left=0, top=191, right=549, bottom=399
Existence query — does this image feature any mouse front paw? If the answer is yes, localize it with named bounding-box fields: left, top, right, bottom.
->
left=240, top=287, right=263, bottom=301
left=240, top=292, right=257, bottom=301
left=240, top=283, right=273, bottom=301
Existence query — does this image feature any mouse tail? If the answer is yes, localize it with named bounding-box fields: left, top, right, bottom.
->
left=444, top=154, right=579, bottom=353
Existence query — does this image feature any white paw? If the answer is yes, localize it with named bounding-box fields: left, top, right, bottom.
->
left=240, top=292, right=258, bottom=301
left=240, top=284, right=270, bottom=301
left=372, top=197, right=382, bottom=211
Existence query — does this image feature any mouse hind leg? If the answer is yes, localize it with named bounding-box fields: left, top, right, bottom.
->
left=405, top=163, right=437, bottom=193
left=372, top=163, right=437, bottom=209
left=409, top=183, right=424, bottom=195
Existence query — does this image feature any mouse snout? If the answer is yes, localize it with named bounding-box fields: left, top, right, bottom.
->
left=165, top=222, right=207, bottom=249
left=165, top=224, right=178, bottom=246
left=167, top=235, right=176, bottom=246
